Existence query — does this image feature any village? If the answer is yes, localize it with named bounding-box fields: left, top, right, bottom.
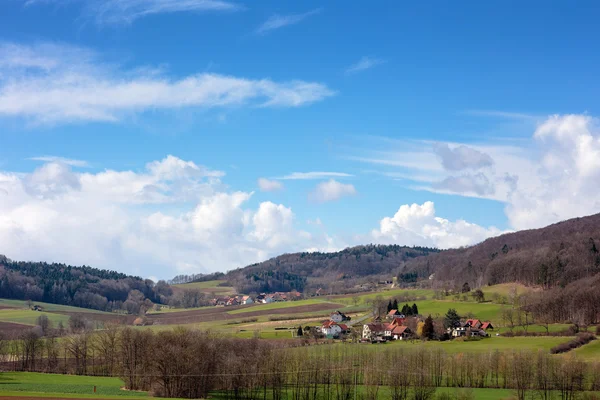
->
left=315, top=307, right=494, bottom=343
left=210, top=291, right=303, bottom=306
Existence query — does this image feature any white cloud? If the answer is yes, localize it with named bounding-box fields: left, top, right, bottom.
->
left=278, top=171, right=353, bottom=180
left=0, top=42, right=335, bottom=125
left=345, top=56, right=385, bottom=75
left=432, top=173, right=495, bottom=196
left=256, top=8, right=321, bottom=35
left=371, top=201, right=504, bottom=249
left=351, top=114, right=600, bottom=231
left=309, top=179, right=356, bottom=203
left=21, top=0, right=240, bottom=25
left=28, top=156, right=90, bottom=167
left=257, top=178, right=283, bottom=192
left=432, top=143, right=494, bottom=171
left=0, top=156, right=336, bottom=278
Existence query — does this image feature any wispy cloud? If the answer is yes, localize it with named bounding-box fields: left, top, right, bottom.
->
left=21, top=0, right=241, bottom=25
left=256, top=8, right=322, bottom=35
left=28, top=156, right=90, bottom=167
left=462, top=109, right=540, bottom=121
left=345, top=56, right=385, bottom=75
left=277, top=172, right=353, bottom=180
left=0, top=42, right=335, bottom=125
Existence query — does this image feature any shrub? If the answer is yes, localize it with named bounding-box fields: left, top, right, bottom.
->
left=550, top=332, right=596, bottom=354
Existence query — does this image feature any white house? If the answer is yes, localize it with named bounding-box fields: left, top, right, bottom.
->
left=330, top=311, right=350, bottom=323
left=240, top=295, right=253, bottom=305
left=321, top=321, right=348, bottom=337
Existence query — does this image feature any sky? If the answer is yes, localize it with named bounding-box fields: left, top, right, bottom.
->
left=2, top=1, right=600, bottom=280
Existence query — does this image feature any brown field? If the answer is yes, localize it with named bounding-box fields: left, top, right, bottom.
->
left=0, top=321, right=31, bottom=334
left=148, top=302, right=342, bottom=325
left=52, top=311, right=135, bottom=325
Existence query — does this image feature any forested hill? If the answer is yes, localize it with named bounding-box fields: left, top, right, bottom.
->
left=0, top=255, right=172, bottom=312
left=395, top=213, right=600, bottom=289
left=224, top=213, right=600, bottom=294
left=224, top=245, right=440, bottom=294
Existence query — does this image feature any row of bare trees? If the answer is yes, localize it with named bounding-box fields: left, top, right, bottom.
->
left=2, top=326, right=600, bottom=399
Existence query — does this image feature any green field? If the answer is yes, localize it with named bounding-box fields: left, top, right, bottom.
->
left=383, top=335, right=573, bottom=354
left=0, top=299, right=108, bottom=314
left=0, top=309, right=70, bottom=326
left=227, top=299, right=342, bottom=315
left=173, top=280, right=235, bottom=295
left=574, top=339, right=600, bottom=360
left=0, top=372, right=145, bottom=398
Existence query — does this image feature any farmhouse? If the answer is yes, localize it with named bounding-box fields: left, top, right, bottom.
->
left=239, top=295, right=253, bottom=305
left=362, top=323, right=387, bottom=341
left=321, top=321, right=348, bottom=338
left=464, top=319, right=482, bottom=329
left=330, top=311, right=351, bottom=323
left=390, top=325, right=412, bottom=340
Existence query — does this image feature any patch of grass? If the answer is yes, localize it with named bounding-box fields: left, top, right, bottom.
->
left=574, top=338, right=600, bottom=360
left=173, top=280, right=235, bottom=295
left=0, top=309, right=70, bottom=326
left=384, top=336, right=572, bottom=353
left=0, top=372, right=143, bottom=397
left=227, top=299, right=341, bottom=315
left=412, top=299, right=503, bottom=322
left=0, top=298, right=108, bottom=314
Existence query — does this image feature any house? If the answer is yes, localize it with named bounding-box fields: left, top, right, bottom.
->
left=450, top=327, right=467, bottom=337
left=321, top=321, right=349, bottom=337
left=330, top=311, right=351, bottom=323
left=215, top=297, right=229, bottom=306
left=386, top=309, right=405, bottom=321
left=362, top=323, right=388, bottom=341
left=390, top=325, right=412, bottom=340
left=256, top=294, right=274, bottom=304
left=450, top=326, right=488, bottom=338
left=240, top=295, right=253, bottom=305
left=226, top=297, right=239, bottom=306
left=464, top=319, right=482, bottom=329
left=31, top=305, right=43, bottom=311
left=480, top=321, right=494, bottom=330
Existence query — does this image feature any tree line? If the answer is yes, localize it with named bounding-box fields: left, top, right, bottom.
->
left=2, top=324, right=600, bottom=400
left=0, top=257, right=173, bottom=313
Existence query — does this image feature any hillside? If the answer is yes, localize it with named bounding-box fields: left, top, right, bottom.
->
left=224, top=213, right=600, bottom=294
left=224, top=245, right=440, bottom=294
left=402, top=213, right=600, bottom=289
left=0, top=255, right=172, bottom=312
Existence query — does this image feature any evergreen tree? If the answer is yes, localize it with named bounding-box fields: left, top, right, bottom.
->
left=387, top=300, right=393, bottom=313
left=392, top=299, right=399, bottom=311
left=444, top=308, right=461, bottom=329
left=412, top=303, right=419, bottom=315
left=422, top=315, right=435, bottom=339
left=297, top=326, right=303, bottom=337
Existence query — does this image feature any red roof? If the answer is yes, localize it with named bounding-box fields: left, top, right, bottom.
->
left=388, top=309, right=399, bottom=315
left=481, top=321, right=493, bottom=330
left=391, top=325, right=409, bottom=335
left=465, top=319, right=481, bottom=327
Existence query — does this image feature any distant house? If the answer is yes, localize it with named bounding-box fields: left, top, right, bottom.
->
left=464, top=319, right=482, bottom=329
left=481, top=321, right=494, bottom=330
left=226, top=297, right=240, bottom=306
left=386, top=309, right=405, bottom=321
left=450, top=326, right=488, bottom=338
left=390, top=325, right=412, bottom=340
left=31, top=305, right=43, bottom=312
left=362, top=323, right=387, bottom=341
left=321, top=321, right=348, bottom=337
left=215, top=297, right=229, bottom=306
left=330, top=311, right=351, bottom=323
left=240, top=295, right=254, bottom=305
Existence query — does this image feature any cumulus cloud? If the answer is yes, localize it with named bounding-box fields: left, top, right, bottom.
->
left=345, top=56, right=385, bottom=75
left=21, top=0, right=240, bottom=25
left=433, top=143, right=494, bottom=171
left=371, top=201, right=504, bottom=249
left=257, top=178, right=283, bottom=192
left=352, top=114, right=600, bottom=231
left=0, top=156, right=338, bottom=278
left=433, top=173, right=495, bottom=196
left=309, top=179, right=357, bottom=203
left=256, top=8, right=321, bottom=35
left=0, top=42, right=335, bottom=125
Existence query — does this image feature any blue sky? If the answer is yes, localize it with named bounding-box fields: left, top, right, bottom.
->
left=2, top=1, right=600, bottom=278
